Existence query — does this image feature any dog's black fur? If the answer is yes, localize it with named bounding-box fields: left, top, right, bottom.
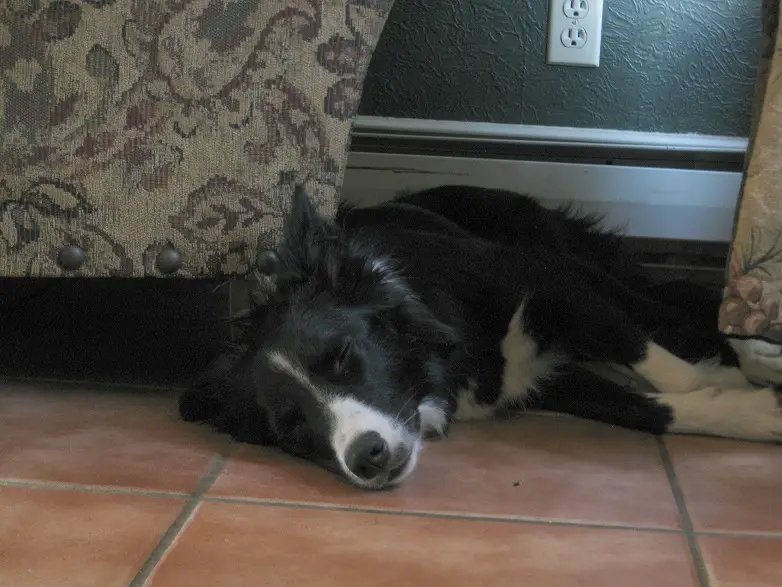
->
left=180, top=185, right=779, bottom=490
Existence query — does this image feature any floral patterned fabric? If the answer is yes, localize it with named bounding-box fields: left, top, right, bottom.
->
left=719, top=0, right=782, bottom=342
left=0, top=0, right=394, bottom=277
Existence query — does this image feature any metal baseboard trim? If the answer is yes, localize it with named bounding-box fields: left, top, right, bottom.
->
left=352, top=116, right=749, bottom=153
left=351, top=117, right=749, bottom=170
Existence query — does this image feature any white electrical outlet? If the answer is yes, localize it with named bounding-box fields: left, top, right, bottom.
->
left=547, top=0, right=603, bottom=67
left=561, top=26, right=587, bottom=49
left=563, top=0, right=589, bottom=19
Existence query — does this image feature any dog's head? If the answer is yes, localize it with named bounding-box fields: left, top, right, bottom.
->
left=246, top=188, right=459, bottom=489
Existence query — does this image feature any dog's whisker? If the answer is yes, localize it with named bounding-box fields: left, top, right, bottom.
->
left=392, top=387, right=422, bottom=422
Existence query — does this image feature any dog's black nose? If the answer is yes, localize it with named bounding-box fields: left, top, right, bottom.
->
left=344, top=431, right=390, bottom=480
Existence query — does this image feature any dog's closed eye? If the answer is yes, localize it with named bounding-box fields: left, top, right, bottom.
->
left=333, top=339, right=352, bottom=376
left=311, top=338, right=358, bottom=381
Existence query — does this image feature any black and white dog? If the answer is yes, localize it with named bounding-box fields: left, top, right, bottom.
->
left=180, top=185, right=782, bottom=490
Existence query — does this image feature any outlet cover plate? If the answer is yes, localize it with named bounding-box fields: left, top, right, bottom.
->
left=547, top=0, right=604, bottom=67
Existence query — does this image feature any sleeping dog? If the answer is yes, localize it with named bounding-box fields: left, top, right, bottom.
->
left=179, top=185, right=782, bottom=490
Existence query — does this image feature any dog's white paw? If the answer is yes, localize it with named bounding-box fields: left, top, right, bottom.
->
left=695, top=363, right=753, bottom=389
left=418, top=397, right=451, bottom=439
left=730, top=338, right=782, bottom=386
left=660, top=385, right=782, bottom=442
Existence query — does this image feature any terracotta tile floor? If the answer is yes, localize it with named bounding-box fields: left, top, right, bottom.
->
left=1, top=379, right=781, bottom=587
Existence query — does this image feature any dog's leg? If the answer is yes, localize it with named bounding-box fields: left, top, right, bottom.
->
left=515, top=287, right=751, bottom=395
left=418, top=395, right=454, bottom=438
left=498, top=288, right=655, bottom=410
left=537, top=364, right=674, bottom=434
left=179, top=352, right=241, bottom=423
left=655, top=386, right=782, bottom=442
left=179, top=345, right=274, bottom=445
left=626, top=342, right=782, bottom=442
left=501, top=287, right=781, bottom=442
left=632, top=342, right=751, bottom=394
left=537, top=365, right=782, bottom=442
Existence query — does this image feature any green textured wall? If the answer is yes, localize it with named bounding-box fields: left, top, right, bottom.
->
left=360, top=0, right=762, bottom=136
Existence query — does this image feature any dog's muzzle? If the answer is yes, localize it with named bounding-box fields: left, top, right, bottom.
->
left=342, top=431, right=418, bottom=489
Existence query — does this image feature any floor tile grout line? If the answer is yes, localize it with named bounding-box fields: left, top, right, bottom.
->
left=199, top=495, right=684, bottom=533
left=0, top=475, right=704, bottom=535
left=7, top=471, right=780, bottom=540
left=127, top=455, right=228, bottom=587
left=0, top=479, right=189, bottom=499
left=126, top=500, right=202, bottom=587
left=696, top=530, right=782, bottom=540
left=0, top=375, right=187, bottom=392
left=656, top=438, right=712, bottom=587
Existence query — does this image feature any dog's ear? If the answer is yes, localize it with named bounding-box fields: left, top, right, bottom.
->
left=180, top=349, right=277, bottom=446
left=395, top=297, right=460, bottom=348
left=344, top=258, right=459, bottom=349
left=370, top=289, right=459, bottom=350
left=285, top=184, right=320, bottom=245
left=279, top=185, right=338, bottom=282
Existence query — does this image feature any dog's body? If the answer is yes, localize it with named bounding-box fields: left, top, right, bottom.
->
left=180, top=185, right=782, bottom=490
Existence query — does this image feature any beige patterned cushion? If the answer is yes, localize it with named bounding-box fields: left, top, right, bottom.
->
left=0, top=0, right=394, bottom=277
left=720, top=0, right=782, bottom=341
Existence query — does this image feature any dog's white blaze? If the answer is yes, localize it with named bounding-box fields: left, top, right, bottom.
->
left=660, top=387, right=782, bottom=441
left=327, top=396, right=418, bottom=486
left=635, top=343, right=752, bottom=395
left=266, top=351, right=327, bottom=404
left=499, top=302, right=560, bottom=407
left=418, top=397, right=450, bottom=436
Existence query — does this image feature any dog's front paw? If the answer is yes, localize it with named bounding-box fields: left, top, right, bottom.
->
left=418, top=397, right=452, bottom=439
left=662, top=385, right=782, bottom=443
left=178, top=387, right=221, bottom=422
left=730, top=338, right=782, bottom=386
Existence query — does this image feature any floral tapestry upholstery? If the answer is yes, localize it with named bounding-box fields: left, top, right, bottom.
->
left=720, top=0, right=782, bottom=342
left=0, top=0, right=394, bottom=277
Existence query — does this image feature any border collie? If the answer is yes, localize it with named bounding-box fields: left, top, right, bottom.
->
left=180, top=185, right=782, bottom=490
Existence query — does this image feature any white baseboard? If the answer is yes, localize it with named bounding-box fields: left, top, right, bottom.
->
left=352, top=116, right=749, bottom=154
left=342, top=152, right=742, bottom=243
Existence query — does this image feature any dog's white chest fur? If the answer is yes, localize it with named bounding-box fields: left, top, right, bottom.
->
left=453, top=302, right=561, bottom=421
